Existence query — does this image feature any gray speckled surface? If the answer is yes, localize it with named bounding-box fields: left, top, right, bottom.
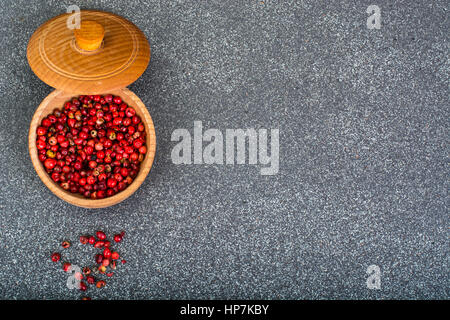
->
left=0, top=0, right=448, bottom=299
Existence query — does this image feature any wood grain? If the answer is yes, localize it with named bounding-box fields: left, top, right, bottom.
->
left=27, top=10, right=150, bottom=94
left=28, top=88, right=157, bottom=208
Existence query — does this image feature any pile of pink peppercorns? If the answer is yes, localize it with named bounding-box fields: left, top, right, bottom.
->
left=51, top=230, right=126, bottom=300
left=36, top=94, right=147, bottom=199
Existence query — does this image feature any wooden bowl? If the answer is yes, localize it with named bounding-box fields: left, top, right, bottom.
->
left=28, top=88, right=156, bottom=208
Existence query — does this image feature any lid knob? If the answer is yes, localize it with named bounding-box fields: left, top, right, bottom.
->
left=74, top=20, right=105, bottom=51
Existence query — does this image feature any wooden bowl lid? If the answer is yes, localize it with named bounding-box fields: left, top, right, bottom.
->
left=27, top=10, right=150, bottom=94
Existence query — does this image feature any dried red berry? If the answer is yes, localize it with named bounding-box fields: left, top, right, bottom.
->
left=63, top=262, right=71, bottom=272
left=51, top=252, right=61, bottom=262
left=79, top=281, right=87, bottom=291
left=79, top=236, right=89, bottom=244
left=113, top=96, right=122, bottom=105
left=125, top=107, right=136, bottom=118
left=139, top=146, right=147, bottom=154
left=83, top=267, right=91, bottom=275
left=103, top=248, right=111, bottom=259
left=86, top=275, right=95, bottom=284
left=111, top=252, right=119, bottom=260
left=96, top=231, right=106, bottom=240
left=44, top=158, right=57, bottom=170
left=61, top=241, right=71, bottom=249
left=96, top=280, right=106, bottom=288
left=42, top=118, right=52, bottom=127
left=102, top=258, right=110, bottom=267
left=51, top=172, right=60, bottom=182
left=94, top=241, right=105, bottom=248
left=86, top=176, right=96, bottom=185
left=107, top=178, right=117, bottom=188
left=95, top=254, right=103, bottom=264
left=113, top=234, right=122, bottom=243
left=36, top=139, right=46, bottom=150
left=36, top=126, right=47, bottom=136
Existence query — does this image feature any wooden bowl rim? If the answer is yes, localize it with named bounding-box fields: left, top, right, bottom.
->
left=28, top=88, right=156, bottom=208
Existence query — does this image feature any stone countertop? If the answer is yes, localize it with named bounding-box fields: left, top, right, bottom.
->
left=0, top=0, right=447, bottom=299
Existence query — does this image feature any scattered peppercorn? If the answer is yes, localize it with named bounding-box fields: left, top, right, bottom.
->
left=86, top=275, right=95, bottom=285
left=94, top=241, right=105, bottom=248
left=51, top=252, right=61, bottom=262
left=95, top=254, right=104, bottom=264
left=96, top=231, right=106, bottom=240
left=79, top=236, right=89, bottom=245
left=103, top=248, right=111, bottom=259
left=79, top=281, right=87, bottom=291
left=83, top=267, right=91, bottom=275
left=61, top=241, right=71, bottom=249
left=63, top=262, right=72, bottom=272
left=111, top=252, right=119, bottom=260
left=51, top=230, right=126, bottom=297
